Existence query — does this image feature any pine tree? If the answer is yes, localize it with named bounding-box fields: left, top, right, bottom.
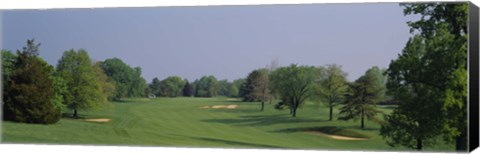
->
left=3, top=39, right=61, bottom=124
left=338, top=68, right=382, bottom=129
left=182, top=80, right=193, bottom=97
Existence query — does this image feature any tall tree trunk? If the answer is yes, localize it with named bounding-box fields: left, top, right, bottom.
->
left=361, top=108, right=364, bottom=129
left=416, top=138, right=423, bottom=150
left=292, top=106, right=297, bottom=117
left=73, top=102, right=78, bottom=118
left=455, top=129, right=467, bottom=151
left=292, top=100, right=298, bottom=117
left=329, top=105, right=333, bottom=121
left=73, top=109, right=78, bottom=118
left=261, top=101, right=264, bottom=111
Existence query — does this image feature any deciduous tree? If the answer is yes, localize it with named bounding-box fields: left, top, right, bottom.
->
left=194, top=76, right=218, bottom=97
left=315, top=64, right=348, bottom=121
left=56, top=49, right=103, bottom=118
left=159, top=76, right=185, bottom=97
left=380, top=2, right=468, bottom=151
left=93, top=62, right=116, bottom=102
left=270, top=64, right=320, bottom=117
left=380, top=36, right=445, bottom=150
left=100, top=58, right=147, bottom=99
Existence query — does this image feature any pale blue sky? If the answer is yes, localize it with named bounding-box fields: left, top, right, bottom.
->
left=1, top=3, right=415, bottom=82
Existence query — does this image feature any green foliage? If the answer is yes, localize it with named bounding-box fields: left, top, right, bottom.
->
left=100, top=58, right=147, bottom=99
left=50, top=75, right=68, bottom=113
left=93, top=62, right=116, bottom=102
left=401, top=2, right=468, bottom=38
left=3, top=40, right=61, bottom=124
left=217, top=79, right=232, bottom=97
left=2, top=50, right=17, bottom=89
left=314, top=64, right=348, bottom=121
left=270, top=64, right=321, bottom=117
left=148, top=77, right=162, bottom=97
left=194, top=75, right=218, bottom=97
left=231, top=78, right=245, bottom=97
left=56, top=49, right=103, bottom=117
left=240, top=69, right=272, bottom=102
left=381, top=2, right=468, bottom=151
left=381, top=29, right=466, bottom=150
left=159, top=76, right=186, bottom=97
left=338, top=68, right=382, bottom=129
left=129, top=67, right=147, bottom=97
left=380, top=86, right=444, bottom=150
left=182, top=80, right=194, bottom=97
left=363, top=66, right=388, bottom=101
left=18, top=39, right=41, bottom=57
left=240, top=69, right=272, bottom=111
left=228, top=85, right=239, bottom=97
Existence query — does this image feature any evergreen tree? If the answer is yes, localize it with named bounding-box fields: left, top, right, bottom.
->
left=240, top=69, right=272, bottom=111
left=149, top=77, right=162, bottom=97
left=338, top=68, right=382, bottom=129
left=182, top=80, right=193, bottom=97
left=3, top=39, right=61, bottom=124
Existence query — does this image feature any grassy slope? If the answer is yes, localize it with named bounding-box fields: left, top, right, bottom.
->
left=2, top=97, right=454, bottom=151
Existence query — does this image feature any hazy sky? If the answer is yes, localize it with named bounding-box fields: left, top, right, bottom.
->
left=2, top=3, right=416, bottom=82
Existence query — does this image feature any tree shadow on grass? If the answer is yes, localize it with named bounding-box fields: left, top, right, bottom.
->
left=342, top=125, right=379, bottom=131
left=274, top=126, right=370, bottom=138
left=222, top=99, right=243, bottom=103
left=113, top=99, right=136, bottom=103
left=209, top=108, right=264, bottom=114
left=62, top=113, right=87, bottom=119
left=201, top=114, right=322, bottom=126
left=191, top=136, right=288, bottom=149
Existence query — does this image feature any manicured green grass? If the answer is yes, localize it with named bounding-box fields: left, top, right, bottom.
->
left=2, top=97, right=454, bottom=151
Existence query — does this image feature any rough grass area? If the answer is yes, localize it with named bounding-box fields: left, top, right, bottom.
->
left=2, top=97, right=454, bottom=151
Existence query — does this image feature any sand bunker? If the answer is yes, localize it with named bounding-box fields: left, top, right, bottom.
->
left=201, top=105, right=238, bottom=109
left=305, top=131, right=368, bottom=141
left=84, top=118, right=111, bottom=123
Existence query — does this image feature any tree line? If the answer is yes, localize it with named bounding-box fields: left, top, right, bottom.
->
left=145, top=75, right=245, bottom=98
left=2, top=41, right=149, bottom=122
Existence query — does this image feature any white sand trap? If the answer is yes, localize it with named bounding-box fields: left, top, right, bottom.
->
left=226, top=105, right=238, bottom=109
left=211, top=105, right=225, bottom=109
left=305, top=131, right=368, bottom=141
left=84, top=118, right=111, bottom=123
left=200, top=105, right=239, bottom=109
